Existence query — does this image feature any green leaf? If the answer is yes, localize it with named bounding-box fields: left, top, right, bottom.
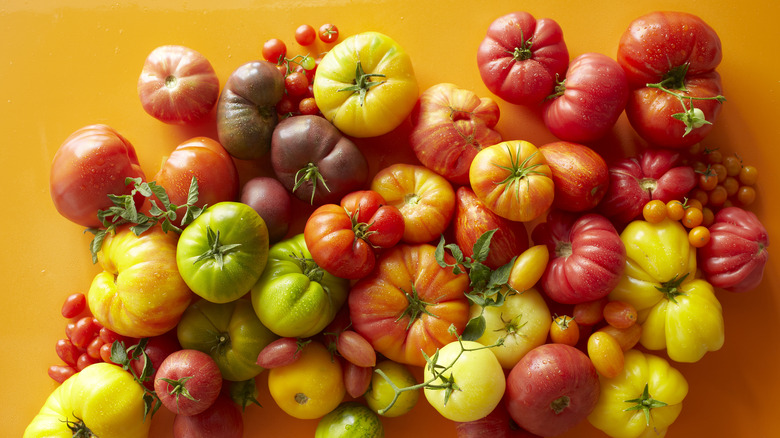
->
left=149, top=181, right=171, bottom=210
left=181, top=205, right=203, bottom=227
left=464, top=292, right=487, bottom=307
left=434, top=236, right=449, bottom=268
left=186, top=177, right=200, bottom=206
left=461, top=315, right=487, bottom=341
left=130, top=221, right=155, bottom=236
left=109, top=340, right=129, bottom=368
left=488, top=257, right=516, bottom=289
left=472, top=229, right=497, bottom=263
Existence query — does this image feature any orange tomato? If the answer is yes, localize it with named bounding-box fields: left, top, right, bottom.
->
left=642, top=199, right=667, bottom=223
left=550, top=315, right=580, bottom=346
left=587, top=331, right=624, bottom=378
left=602, top=300, right=638, bottom=329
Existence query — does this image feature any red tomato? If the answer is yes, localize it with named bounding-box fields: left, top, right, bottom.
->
left=531, top=210, right=626, bottom=304
left=152, top=137, right=239, bottom=227
left=699, top=206, right=770, bottom=292
left=538, top=141, right=609, bottom=212
left=137, top=45, right=220, bottom=125
left=262, top=38, right=286, bottom=63
left=318, top=24, right=339, bottom=43
left=618, top=11, right=724, bottom=148
left=469, top=141, right=554, bottom=223
left=129, top=331, right=182, bottom=390
left=335, top=330, right=377, bottom=368
left=348, top=243, right=470, bottom=367
left=48, top=365, right=77, bottom=384
left=155, top=349, right=223, bottom=416
left=50, top=124, right=146, bottom=228
left=477, top=11, right=569, bottom=106
left=455, top=399, right=542, bottom=438
left=173, top=393, right=243, bottom=438
left=256, top=337, right=304, bottom=369
left=295, top=24, right=317, bottom=46
left=55, top=338, right=81, bottom=367
left=239, top=176, right=292, bottom=243
left=69, top=316, right=101, bottom=350
left=60, top=293, right=87, bottom=319
left=542, top=52, right=629, bottom=142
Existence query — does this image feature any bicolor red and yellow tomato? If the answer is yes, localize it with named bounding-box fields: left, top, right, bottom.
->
left=538, top=141, right=609, bottom=212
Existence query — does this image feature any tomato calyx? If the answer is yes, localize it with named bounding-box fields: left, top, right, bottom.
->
left=337, top=59, right=387, bottom=106
left=289, top=251, right=326, bottom=284
left=228, top=378, right=262, bottom=412
left=193, top=227, right=242, bottom=270
left=495, top=147, right=547, bottom=202
left=294, top=162, right=331, bottom=205
left=655, top=273, right=690, bottom=304
left=623, top=383, right=668, bottom=426
left=396, top=284, right=439, bottom=330
left=506, top=30, right=533, bottom=62
left=545, top=74, right=567, bottom=101
left=553, top=314, right=574, bottom=331
left=62, top=414, right=96, bottom=438
left=499, top=310, right=528, bottom=337
left=158, top=375, right=199, bottom=412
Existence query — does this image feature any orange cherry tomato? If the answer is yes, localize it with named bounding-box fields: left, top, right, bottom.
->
left=549, top=315, right=580, bottom=346
left=602, top=300, right=638, bottom=329
left=587, top=331, right=624, bottom=378
left=708, top=185, right=728, bottom=207
left=682, top=207, right=704, bottom=228
left=723, top=154, right=742, bottom=176
left=737, top=185, right=757, bottom=206
left=665, top=200, right=686, bottom=221
left=642, top=199, right=667, bottom=223
left=572, top=298, right=608, bottom=326
left=738, top=165, right=758, bottom=186
left=595, top=324, right=642, bottom=352
left=688, top=226, right=711, bottom=248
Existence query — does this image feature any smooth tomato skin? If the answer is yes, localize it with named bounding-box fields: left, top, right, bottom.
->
left=364, top=360, right=420, bottom=418
left=155, top=349, right=223, bottom=416
left=542, top=52, right=629, bottom=143
left=699, top=206, right=770, bottom=292
left=470, top=141, right=554, bottom=223
left=315, top=401, right=385, bottom=438
left=531, top=210, right=626, bottom=304
left=538, top=141, right=609, bottom=212
left=89, top=225, right=192, bottom=338
left=505, top=343, right=600, bottom=437
left=173, top=393, right=243, bottom=438
left=453, top=186, right=529, bottom=270
left=271, top=115, right=368, bottom=206
left=50, top=124, right=146, bottom=228
left=153, top=137, right=239, bottom=226
left=239, top=176, right=292, bottom=243
left=137, top=45, right=220, bottom=125
left=477, top=11, right=569, bottom=106
left=409, top=83, right=502, bottom=185
left=217, top=60, right=285, bottom=160
left=349, top=243, right=470, bottom=367
left=340, top=190, right=405, bottom=249
left=370, top=163, right=456, bottom=244
left=599, top=148, right=697, bottom=226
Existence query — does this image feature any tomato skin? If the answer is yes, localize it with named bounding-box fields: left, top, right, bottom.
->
left=256, top=337, right=303, bottom=369
left=699, top=206, right=770, bottom=292
left=549, top=315, right=579, bottom=347
left=477, top=11, right=569, bottom=106
left=239, top=176, right=292, bottom=243
left=50, top=124, right=146, bottom=228
left=542, top=52, right=629, bottom=143
left=47, top=364, right=77, bottom=384
left=55, top=338, right=82, bottom=367
left=469, top=141, right=554, bottom=223
left=262, top=38, right=286, bottom=63
left=349, top=243, right=470, bottom=367
left=137, top=45, right=220, bottom=125
left=409, top=83, right=502, bottom=185
left=173, top=393, right=243, bottom=438
left=539, top=141, right=609, bottom=212
left=315, top=401, right=385, bottom=438
left=365, top=360, right=420, bottom=417
left=532, top=210, right=626, bottom=304
left=295, top=24, right=317, bottom=46
left=318, top=24, right=340, bottom=43
left=154, top=349, right=223, bottom=416
left=586, top=331, right=625, bottom=378
left=61, top=293, right=87, bottom=319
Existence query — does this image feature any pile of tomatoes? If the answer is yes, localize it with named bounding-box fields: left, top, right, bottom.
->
left=29, top=9, right=771, bottom=438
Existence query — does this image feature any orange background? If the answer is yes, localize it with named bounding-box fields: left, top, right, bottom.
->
left=2, top=1, right=778, bottom=437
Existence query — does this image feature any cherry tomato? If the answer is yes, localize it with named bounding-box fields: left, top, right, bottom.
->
left=284, top=71, right=309, bottom=97
left=586, top=331, right=624, bottom=378
left=723, top=155, right=742, bottom=176
left=698, top=169, right=718, bottom=191
left=708, top=185, right=728, bottom=206
left=702, top=207, right=715, bottom=227
left=86, top=337, right=105, bottom=360
left=61, top=293, right=87, bottom=319
left=711, top=163, right=727, bottom=182
left=69, top=316, right=102, bottom=350
left=295, top=24, right=317, bottom=46
left=318, top=23, right=339, bottom=43
left=298, top=54, right=316, bottom=72
left=55, top=338, right=81, bottom=367
left=48, top=365, right=77, bottom=384
left=739, top=165, right=758, bottom=186
left=688, top=225, right=711, bottom=248
left=298, top=97, right=319, bottom=115
left=722, top=176, right=740, bottom=197
left=666, top=200, right=686, bottom=221
left=276, top=95, right=298, bottom=115
left=99, top=343, right=115, bottom=364
left=550, top=315, right=580, bottom=346
left=76, top=352, right=100, bottom=371
left=737, top=185, right=757, bottom=206
left=262, top=38, right=287, bottom=63
left=595, top=324, right=642, bottom=352
left=689, top=188, right=709, bottom=207
left=642, top=199, right=667, bottom=223
left=602, top=301, right=638, bottom=329
left=686, top=198, right=704, bottom=211
left=572, top=298, right=607, bottom=326
left=705, top=148, right=723, bottom=164
left=336, top=330, right=377, bottom=368
left=682, top=206, right=704, bottom=228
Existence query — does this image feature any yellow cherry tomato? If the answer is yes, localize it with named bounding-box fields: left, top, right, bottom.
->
left=365, top=360, right=420, bottom=417
left=507, top=245, right=549, bottom=292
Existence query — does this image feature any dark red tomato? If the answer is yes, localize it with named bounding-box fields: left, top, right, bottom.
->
left=61, top=293, right=87, bottom=319
left=50, top=124, right=146, bottom=228
left=152, top=137, right=239, bottom=227
left=542, top=52, right=629, bottom=143
left=318, top=24, right=339, bottom=43
left=476, top=11, right=569, bottom=106
left=456, top=399, right=542, bottom=438
left=617, top=11, right=724, bottom=148
left=295, top=24, right=317, bottom=46
left=239, top=176, right=292, bottom=243
left=137, top=45, right=220, bottom=125
left=262, top=38, right=287, bottom=63
left=284, top=71, right=310, bottom=97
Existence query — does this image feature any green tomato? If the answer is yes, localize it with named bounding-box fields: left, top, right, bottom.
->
left=177, top=201, right=269, bottom=303
left=177, top=298, right=278, bottom=381
left=365, top=360, right=419, bottom=418
left=423, top=340, right=506, bottom=422
left=251, top=233, right=349, bottom=338
left=315, top=402, right=384, bottom=438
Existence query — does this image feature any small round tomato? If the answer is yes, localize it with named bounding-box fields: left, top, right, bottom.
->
left=154, top=349, right=223, bottom=416
left=587, top=331, right=625, bottom=379
left=424, top=340, right=506, bottom=422
left=469, top=141, right=554, bottom=223
left=262, top=38, right=287, bottom=63
left=550, top=315, right=579, bottom=347
left=595, top=324, right=642, bottom=352
left=318, top=24, right=340, bottom=43
left=666, top=200, right=686, bottom=221
left=682, top=206, right=704, bottom=228
left=642, top=199, right=667, bottom=223
left=365, top=360, right=420, bottom=417
left=315, top=402, right=385, bottom=438
left=268, top=340, right=346, bottom=420
left=295, top=24, right=317, bottom=46
left=603, top=301, right=638, bottom=329
left=61, top=293, right=87, bottom=319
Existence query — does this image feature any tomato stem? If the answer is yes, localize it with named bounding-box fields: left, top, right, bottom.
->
left=655, top=273, right=689, bottom=304
left=550, top=395, right=571, bottom=414
left=493, top=145, right=547, bottom=203
left=624, top=383, right=668, bottom=426
left=337, top=59, right=386, bottom=106
left=62, top=415, right=96, bottom=438
left=294, top=162, right=330, bottom=205
left=396, top=285, right=439, bottom=330
left=507, top=29, right=533, bottom=62
left=193, top=227, right=242, bottom=270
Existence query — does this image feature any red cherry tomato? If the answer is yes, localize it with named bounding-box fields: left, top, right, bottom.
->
left=318, top=23, right=339, bottom=43
left=48, top=365, right=77, bottom=384
left=262, top=38, right=287, bottom=63
left=295, top=24, right=317, bottom=46
left=61, top=293, right=87, bottom=319
left=69, top=316, right=102, bottom=350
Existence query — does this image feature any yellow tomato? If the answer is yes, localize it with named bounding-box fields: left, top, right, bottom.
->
left=365, top=360, right=420, bottom=417
left=268, top=340, right=346, bottom=420
left=507, top=244, right=549, bottom=292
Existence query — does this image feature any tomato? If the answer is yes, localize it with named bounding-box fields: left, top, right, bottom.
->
left=596, top=323, right=642, bottom=352
left=531, top=210, right=626, bottom=304
left=137, top=45, right=220, bottom=125
left=618, top=12, right=724, bottom=148
left=268, top=340, right=346, bottom=420
left=89, top=225, right=191, bottom=338
left=586, top=331, right=625, bottom=379
left=127, top=331, right=181, bottom=390
left=572, top=297, right=607, bottom=327
left=507, top=245, right=549, bottom=293
left=471, top=288, right=550, bottom=369
left=154, top=349, right=223, bottom=416
left=216, top=60, right=285, bottom=160
left=642, top=199, right=667, bottom=223
left=251, top=233, right=349, bottom=337
left=313, top=31, right=418, bottom=138
left=469, top=141, right=554, bottom=223
left=349, top=243, right=470, bottom=366
left=239, top=176, right=292, bottom=243
left=588, top=350, right=688, bottom=438
left=50, top=124, right=146, bottom=228
left=318, top=23, right=340, bottom=43
left=424, top=340, right=506, bottom=422
left=409, top=83, right=502, bottom=185
left=542, top=52, right=629, bottom=142
left=455, top=399, right=542, bottom=438
left=370, top=163, right=456, bottom=244
left=177, top=298, right=278, bottom=381
left=285, top=71, right=310, bottom=97
left=295, top=24, right=317, bottom=46
left=315, top=401, right=385, bottom=438
left=68, top=316, right=101, bottom=349
left=538, top=141, right=609, bottom=212
left=365, top=360, right=420, bottom=417
left=47, top=365, right=77, bottom=384
left=55, top=338, right=81, bottom=367
left=262, top=38, right=287, bottom=63
left=603, top=300, right=638, bottom=329
left=153, top=137, right=239, bottom=227
left=61, top=293, right=87, bottom=319
left=256, top=337, right=304, bottom=369
left=173, top=393, right=243, bottom=438
left=699, top=206, right=769, bottom=292
left=476, top=11, right=569, bottom=106
left=336, top=330, right=376, bottom=368
left=549, top=315, right=579, bottom=347
left=25, top=363, right=151, bottom=438
left=177, top=202, right=269, bottom=303
left=271, top=115, right=369, bottom=205
left=505, top=343, right=600, bottom=437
